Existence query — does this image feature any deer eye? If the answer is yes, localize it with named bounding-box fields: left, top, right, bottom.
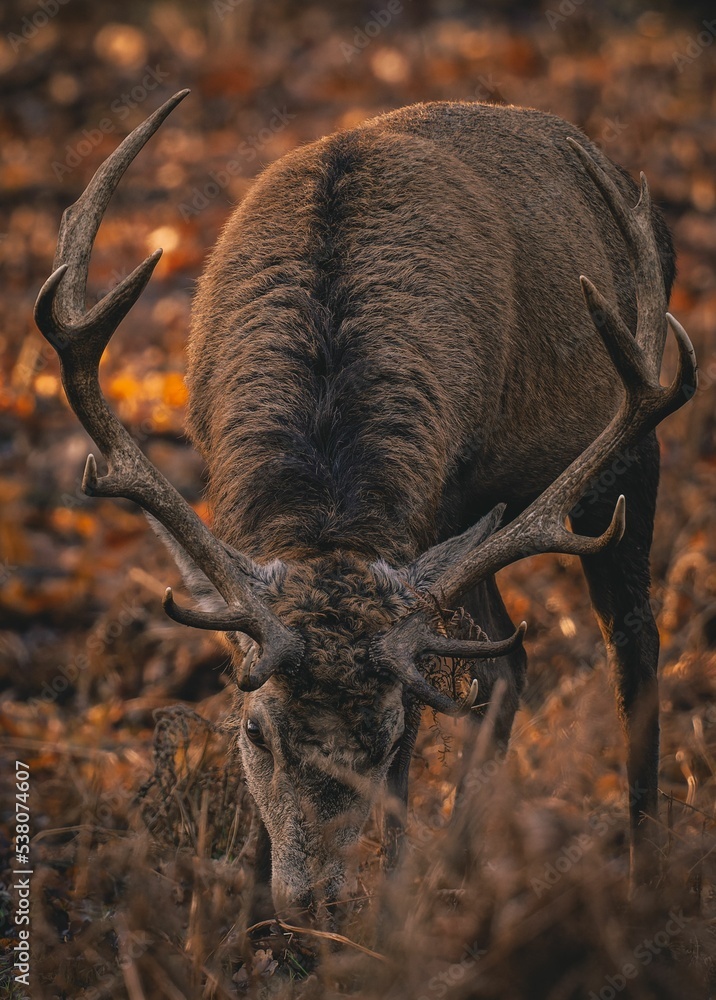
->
left=246, top=718, right=267, bottom=749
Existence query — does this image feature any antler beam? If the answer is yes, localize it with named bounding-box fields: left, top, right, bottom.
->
left=34, top=91, right=303, bottom=686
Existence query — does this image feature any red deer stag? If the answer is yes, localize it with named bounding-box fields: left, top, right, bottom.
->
left=36, top=90, right=696, bottom=915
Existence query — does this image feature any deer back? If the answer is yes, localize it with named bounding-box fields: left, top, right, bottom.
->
left=186, top=102, right=675, bottom=564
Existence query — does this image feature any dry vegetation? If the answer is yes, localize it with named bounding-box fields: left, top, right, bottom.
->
left=1, top=1, right=715, bottom=997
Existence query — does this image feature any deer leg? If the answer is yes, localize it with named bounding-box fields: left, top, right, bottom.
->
left=384, top=702, right=422, bottom=866
left=460, top=576, right=527, bottom=755
left=574, top=432, right=661, bottom=885
left=442, top=577, right=526, bottom=835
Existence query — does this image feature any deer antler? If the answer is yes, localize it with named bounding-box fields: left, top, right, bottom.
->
left=374, top=140, right=697, bottom=712
left=34, top=90, right=303, bottom=688
left=371, top=615, right=526, bottom=715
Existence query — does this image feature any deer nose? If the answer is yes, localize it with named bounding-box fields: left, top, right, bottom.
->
left=271, top=874, right=312, bottom=911
left=273, top=885, right=318, bottom=923
left=290, top=889, right=316, bottom=916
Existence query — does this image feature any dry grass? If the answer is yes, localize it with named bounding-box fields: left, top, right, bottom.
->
left=8, top=551, right=716, bottom=998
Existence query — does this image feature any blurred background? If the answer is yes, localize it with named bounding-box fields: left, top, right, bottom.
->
left=0, top=1, right=715, bottom=996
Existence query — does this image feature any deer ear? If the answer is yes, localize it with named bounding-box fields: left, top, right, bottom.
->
left=145, top=513, right=288, bottom=610
left=145, top=515, right=227, bottom=611
left=405, top=504, right=507, bottom=589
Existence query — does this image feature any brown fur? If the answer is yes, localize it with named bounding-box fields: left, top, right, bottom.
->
left=188, top=102, right=672, bottom=559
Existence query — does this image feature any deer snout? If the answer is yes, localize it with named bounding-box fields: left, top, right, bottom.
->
left=271, top=868, right=355, bottom=925
left=272, top=885, right=316, bottom=922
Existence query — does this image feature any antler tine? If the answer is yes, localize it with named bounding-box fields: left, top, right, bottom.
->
left=234, top=644, right=281, bottom=692
left=371, top=616, right=526, bottom=713
left=34, top=90, right=238, bottom=594
left=163, top=587, right=263, bottom=640
left=43, top=89, right=190, bottom=329
left=459, top=678, right=480, bottom=713
left=34, top=91, right=304, bottom=676
left=373, top=614, right=527, bottom=665
left=375, top=654, right=469, bottom=715
left=163, top=589, right=291, bottom=689
left=567, top=138, right=667, bottom=378
left=435, top=306, right=694, bottom=616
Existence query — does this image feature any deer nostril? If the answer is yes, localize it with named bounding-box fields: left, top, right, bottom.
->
left=292, top=889, right=315, bottom=914
left=272, top=879, right=314, bottom=917
left=274, top=889, right=316, bottom=926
